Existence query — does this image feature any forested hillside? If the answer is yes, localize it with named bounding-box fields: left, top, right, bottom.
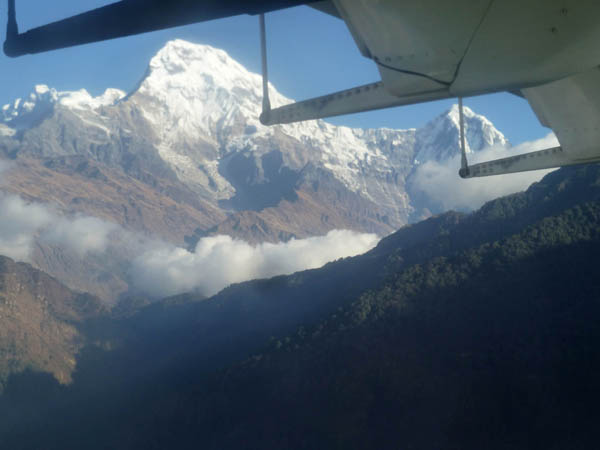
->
left=2, top=164, right=600, bottom=449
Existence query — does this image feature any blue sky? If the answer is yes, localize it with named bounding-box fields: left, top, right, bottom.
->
left=0, top=1, right=548, bottom=144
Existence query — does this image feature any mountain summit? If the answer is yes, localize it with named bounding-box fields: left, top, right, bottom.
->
left=136, top=40, right=266, bottom=131
left=414, top=104, right=509, bottom=163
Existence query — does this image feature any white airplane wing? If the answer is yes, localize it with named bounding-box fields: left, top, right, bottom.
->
left=462, top=66, right=600, bottom=178
left=263, top=0, right=600, bottom=178
left=5, top=0, right=600, bottom=178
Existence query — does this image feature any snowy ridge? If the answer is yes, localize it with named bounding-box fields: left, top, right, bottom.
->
left=130, top=40, right=509, bottom=198
left=414, top=104, right=510, bottom=164
left=1, top=84, right=126, bottom=130
left=136, top=40, right=265, bottom=143
left=0, top=39, right=511, bottom=227
left=130, top=39, right=416, bottom=198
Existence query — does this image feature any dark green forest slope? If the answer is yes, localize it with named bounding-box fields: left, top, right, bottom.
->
left=3, top=165, right=600, bottom=449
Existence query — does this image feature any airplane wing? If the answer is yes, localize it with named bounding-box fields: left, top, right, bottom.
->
left=460, top=66, right=600, bottom=178
left=3, top=0, right=320, bottom=57
left=260, top=83, right=451, bottom=125
left=309, top=1, right=341, bottom=18
left=5, top=0, right=600, bottom=179
left=262, top=0, right=600, bottom=178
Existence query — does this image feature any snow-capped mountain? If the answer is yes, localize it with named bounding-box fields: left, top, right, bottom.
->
left=414, top=104, right=509, bottom=164
left=128, top=39, right=422, bottom=220
left=0, top=39, right=510, bottom=242
left=1, top=84, right=125, bottom=131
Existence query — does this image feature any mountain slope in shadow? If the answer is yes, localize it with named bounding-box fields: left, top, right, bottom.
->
left=2, top=165, right=600, bottom=449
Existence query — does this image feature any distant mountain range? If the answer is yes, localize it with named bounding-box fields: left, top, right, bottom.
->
left=0, top=40, right=518, bottom=305
left=0, top=40, right=508, bottom=245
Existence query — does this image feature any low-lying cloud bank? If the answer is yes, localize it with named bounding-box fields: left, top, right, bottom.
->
left=0, top=161, right=379, bottom=299
left=0, top=132, right=564, bottom=300
left=0, top=194, right=53, bottom=260
left=130, top=230, right=380, bottom=298
left=0, top=188, right=379, bottom=298
left=410, top=133, right=560, bottom=212
left=44, top=216, right=118, bottom=257
left=0, top=193, right=117, bottom=260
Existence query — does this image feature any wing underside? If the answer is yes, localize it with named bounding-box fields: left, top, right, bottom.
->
left=4, top=0, right=318, bottom=56
left=459, top=147, right=600, bottom=178
left=260, top=83, right=451, bottom=125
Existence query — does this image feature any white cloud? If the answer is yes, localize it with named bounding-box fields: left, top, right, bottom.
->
left=0, top=159, right=379, bottom=300
left=410, top=133, right=560, bottom=212
left=42, top=215, right=118, bottom=257
left=131, top=230, right=380, bottom=298
left=0, top=131, right=565, bottom=300
left=0, top=194, right=53, bottom=260
left=0, top=160, right=14, bottom=174
left=0, top=167, right=119, bottom=261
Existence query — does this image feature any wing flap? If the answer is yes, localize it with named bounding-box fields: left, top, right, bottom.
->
left=459, top=146, right=600, bottom=178
left=260, top=83, right=450, bottom=125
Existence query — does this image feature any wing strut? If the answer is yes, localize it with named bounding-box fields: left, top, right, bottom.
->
left=458, top=97, right=470, bottom=178
left=259, top=13, right=271, bottom=122
left=5, top=0, right=18, bottom=52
